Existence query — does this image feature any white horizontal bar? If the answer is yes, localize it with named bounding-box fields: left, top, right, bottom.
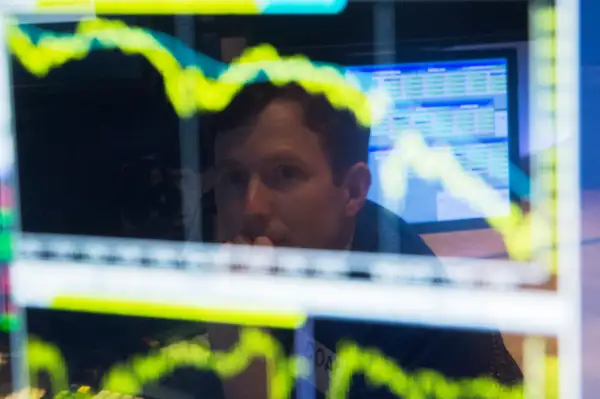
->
left=15, top=233, right=550, bottom=287
left=12, top=260, right=566, bottom=335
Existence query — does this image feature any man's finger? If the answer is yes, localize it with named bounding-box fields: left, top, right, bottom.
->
left=253, top=236, right=274, bottom=246
left=231, top=236, right=251, bottom=245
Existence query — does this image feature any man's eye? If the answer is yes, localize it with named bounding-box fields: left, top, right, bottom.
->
left=228, top=172, right=245, bottom=185
left=275, top=165, right=301, bottom=180
left=219, top=170, right=245, bottom=186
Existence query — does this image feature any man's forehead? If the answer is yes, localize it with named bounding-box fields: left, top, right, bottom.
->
left=214, top=99, right=316, bottom=153
left=256, top=99, right=305, bottom=127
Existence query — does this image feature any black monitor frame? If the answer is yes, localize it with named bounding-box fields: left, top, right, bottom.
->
left=333, top=48, right=521, bottom=234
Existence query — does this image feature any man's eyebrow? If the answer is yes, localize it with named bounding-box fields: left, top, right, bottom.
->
left=262, top=150, right=310, bottom=167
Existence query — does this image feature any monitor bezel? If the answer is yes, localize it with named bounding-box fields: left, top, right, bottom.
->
left=342, top=48, right=521, bottom=234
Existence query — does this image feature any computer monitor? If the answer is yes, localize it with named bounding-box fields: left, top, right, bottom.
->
left=345, top=50, right=519, bottom=233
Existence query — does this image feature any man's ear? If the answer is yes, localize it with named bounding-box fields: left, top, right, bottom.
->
left=342, top=162, right=371, bottom=217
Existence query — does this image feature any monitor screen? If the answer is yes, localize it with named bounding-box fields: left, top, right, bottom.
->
left=345, top=56, right=514, bottom=230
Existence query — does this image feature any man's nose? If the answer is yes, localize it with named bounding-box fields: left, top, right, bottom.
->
left=244, top=176, right=270, bottom=216
left=241, top=177, right=270, bottom=239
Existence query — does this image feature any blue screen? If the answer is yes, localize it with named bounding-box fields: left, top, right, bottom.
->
left=346, top=58, right=512, bottom=224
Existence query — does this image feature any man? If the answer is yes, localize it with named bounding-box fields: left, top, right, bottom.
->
left=203, top=81, right=522, bottom=399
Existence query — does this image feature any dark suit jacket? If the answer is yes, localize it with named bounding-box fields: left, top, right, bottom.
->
left=153, top=200, right=522, bottom=399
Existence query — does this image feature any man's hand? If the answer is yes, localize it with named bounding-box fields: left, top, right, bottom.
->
left=207, top=236, right=274, bottom=399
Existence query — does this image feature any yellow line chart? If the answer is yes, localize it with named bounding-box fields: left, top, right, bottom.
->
left=7, top=18, right=373, bottom=125
left=6, top=17, right=557, bottom=266
left=27, top=328, right=547, bottom=399
left=381, top=131, right=556, bottom=264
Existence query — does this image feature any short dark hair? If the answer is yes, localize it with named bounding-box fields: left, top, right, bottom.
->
left=205, top=82, right=370, bottom=181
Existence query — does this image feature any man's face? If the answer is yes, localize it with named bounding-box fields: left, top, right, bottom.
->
left=214, top=99, right=368, bottom=250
